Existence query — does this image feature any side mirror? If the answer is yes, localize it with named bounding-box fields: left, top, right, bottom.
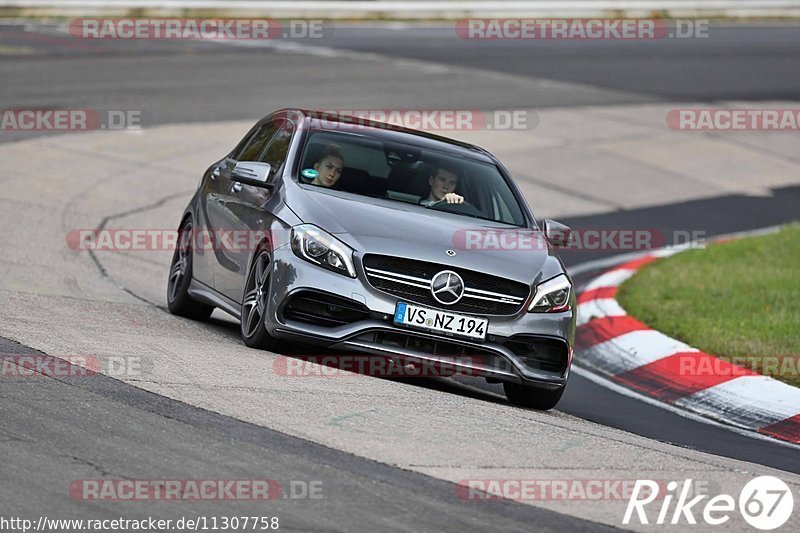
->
left=544, top=219, right=571, bottom=247
left=231, top=162, right=273, bottom=188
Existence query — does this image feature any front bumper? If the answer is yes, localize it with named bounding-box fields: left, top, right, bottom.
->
left=265, top=245, right=575, bottom=388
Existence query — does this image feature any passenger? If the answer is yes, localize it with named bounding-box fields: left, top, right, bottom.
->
left=311, top=144, right=344, bottom=188
left=421, top=164, right=464, bottom=206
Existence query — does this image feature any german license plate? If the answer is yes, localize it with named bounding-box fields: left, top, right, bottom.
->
left=393, top=302, right=488, bottom=341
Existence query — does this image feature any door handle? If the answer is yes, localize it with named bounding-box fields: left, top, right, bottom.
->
left=231, top=182, right=243, bottom=193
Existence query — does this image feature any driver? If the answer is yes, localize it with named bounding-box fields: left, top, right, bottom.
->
left=420, top=164, right=464, bottom=206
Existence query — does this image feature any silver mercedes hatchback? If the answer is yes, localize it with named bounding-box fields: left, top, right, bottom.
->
left=167, top=109, right=576, bottom=409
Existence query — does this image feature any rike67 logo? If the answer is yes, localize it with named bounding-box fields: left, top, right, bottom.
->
left=624, top=476, right=794, bottom=530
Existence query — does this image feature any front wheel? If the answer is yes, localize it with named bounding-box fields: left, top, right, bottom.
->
left=240, top=249, right=284, bottom=351
left=503, top=382, right=565, bottom=410
left=167, top=218, right=214, bottom=320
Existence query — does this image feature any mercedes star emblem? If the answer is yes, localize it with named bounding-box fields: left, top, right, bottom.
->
left=430, top=270, right=465, bottom=305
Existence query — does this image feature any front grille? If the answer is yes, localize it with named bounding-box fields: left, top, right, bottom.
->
left=362, top=254, right=530, bottom=315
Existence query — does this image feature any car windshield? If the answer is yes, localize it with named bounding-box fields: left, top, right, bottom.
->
left=297, top=130, right=526, bottom=226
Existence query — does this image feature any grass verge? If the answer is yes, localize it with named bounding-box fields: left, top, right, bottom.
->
left=617, top=224, right=800, bottom=387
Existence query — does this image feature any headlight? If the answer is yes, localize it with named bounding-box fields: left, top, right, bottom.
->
left=291, top=224, right=356, bottom=278
left=528, top=274, right=571, bottom=313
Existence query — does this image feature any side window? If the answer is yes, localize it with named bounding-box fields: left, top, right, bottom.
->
left=259, top=121, right=294, bottom=179
left=232, top=121, right=280, bottom=162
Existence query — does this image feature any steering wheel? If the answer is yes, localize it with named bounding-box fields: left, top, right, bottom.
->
left=428, top=199, right=484, bottom=218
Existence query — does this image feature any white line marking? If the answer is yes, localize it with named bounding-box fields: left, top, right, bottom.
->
left=674, top=375, right=800, bottom=429
left=580, top=329, right=698, bottom=375
left=576, top=297, right=625, bottom=326
left=569, top=250, right=652, bottom=277
left=582, top=268, right=636, bottom=291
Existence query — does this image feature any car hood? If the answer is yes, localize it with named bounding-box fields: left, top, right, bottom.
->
left=285, top=185, right=564, bottom=285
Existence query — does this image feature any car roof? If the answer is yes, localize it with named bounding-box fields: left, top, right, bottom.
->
left=271, top=108, right=497, bottom=165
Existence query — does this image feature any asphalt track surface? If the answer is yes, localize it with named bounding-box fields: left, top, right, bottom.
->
left=3, top=23, right=800, bottom=131
left=0, top=337, right=613, bottom=532
left=1, top=21, right=799, bottom=530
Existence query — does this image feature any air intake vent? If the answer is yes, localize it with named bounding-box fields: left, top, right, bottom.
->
left=283, top=291, right=370, bottom=327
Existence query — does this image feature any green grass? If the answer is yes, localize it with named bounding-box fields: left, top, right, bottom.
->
left=617, top=224, right=800, bottom=387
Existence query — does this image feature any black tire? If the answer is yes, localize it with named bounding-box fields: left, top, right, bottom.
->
left=240, top=249, right=284, bottom=351
left=167, top=218, right=214, bottom=320
left=503, top=382, right=565, bottom=410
